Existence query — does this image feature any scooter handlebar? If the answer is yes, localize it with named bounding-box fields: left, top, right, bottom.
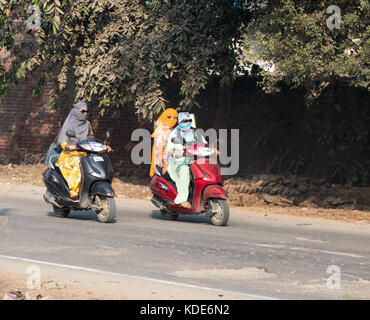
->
left=185, top=144, right=216, bottom=158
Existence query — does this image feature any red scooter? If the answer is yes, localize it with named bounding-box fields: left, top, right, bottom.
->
left=149, top=142, right=229, bottom=226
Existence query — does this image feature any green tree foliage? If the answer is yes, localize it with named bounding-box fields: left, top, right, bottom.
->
left=247, top=0, right=370, bottom=102
left=1, top=1, right=368, bottom=115
left=0, top=0, right=247, bottom=118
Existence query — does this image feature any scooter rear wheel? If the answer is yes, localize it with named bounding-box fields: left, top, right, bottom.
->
left=53, top=205, right=70, bottom=218
left=209, top=199, right=229, bottom=226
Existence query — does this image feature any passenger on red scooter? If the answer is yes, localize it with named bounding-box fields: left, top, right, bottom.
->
left=165, top=112, right=197, bottom=208
left=149, top=108, right=178, bottom=177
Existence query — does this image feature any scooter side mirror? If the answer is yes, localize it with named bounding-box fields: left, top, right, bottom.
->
left=66, top=130, right=76, bottom=138
left=104, top=130, right=111, bottom=144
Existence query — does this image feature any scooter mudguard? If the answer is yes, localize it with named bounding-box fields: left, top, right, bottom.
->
left=202, top=184, right=226, bottom=203
left=91, top=181, right=115, bottom=197
left=43, top=167, right=70, bottom=199
left=149, top=175, right=177, bottom=202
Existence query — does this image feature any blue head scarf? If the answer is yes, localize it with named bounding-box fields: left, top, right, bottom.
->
left=176, top=112, right=194, bottom=143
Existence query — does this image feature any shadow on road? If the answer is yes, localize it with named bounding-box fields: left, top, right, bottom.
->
left=150, top=210, right=211, bottom=225
left=0, top=208, right=19, bottom=216
left=47, top=210, right=116, bottom=223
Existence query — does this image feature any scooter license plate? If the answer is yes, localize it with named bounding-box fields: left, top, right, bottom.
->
left=93, top=156, right=104, bottom=162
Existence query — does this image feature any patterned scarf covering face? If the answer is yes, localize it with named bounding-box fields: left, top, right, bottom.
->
left=57, top=102, right=90, bottom=145
left=177, top=112, right=194, bottom=143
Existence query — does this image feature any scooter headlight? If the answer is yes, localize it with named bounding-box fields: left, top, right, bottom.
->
left=80, top=143, right=92, bottom=151
left=91, top=171, right=102, bottom=178
left=186, top=147, right=214, bottom=157
left=88, top=142, right=107, bottom=152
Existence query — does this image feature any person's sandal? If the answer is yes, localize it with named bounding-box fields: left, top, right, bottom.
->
left=70, top=196, right=79, bottom=202
left=179, top=202, right=191, bottom=208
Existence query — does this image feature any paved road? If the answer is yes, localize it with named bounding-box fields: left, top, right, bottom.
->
left=0, top=183, right=369, bottom=299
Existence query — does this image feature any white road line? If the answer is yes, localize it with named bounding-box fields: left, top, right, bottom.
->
left=255, top=244, right=286, bottom=249
left=296, top=237, right=328, bottom=243
left=254, top=244, right=366, bottom=259
left=288, top=247, right=365, bottom=258
left=0, top=254, right=278, bottom=300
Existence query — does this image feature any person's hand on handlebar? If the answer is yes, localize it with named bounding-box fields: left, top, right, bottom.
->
left=171, top=151, right=184, bottom=158
left=66, top=145, right=77, bottom=152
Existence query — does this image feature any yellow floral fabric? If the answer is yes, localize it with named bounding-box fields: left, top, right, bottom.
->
left=56, top=142, right=87, bottom=197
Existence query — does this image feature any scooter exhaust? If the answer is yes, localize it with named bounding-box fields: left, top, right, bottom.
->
left=151, top=197, right=166, bottom=210
left=43, top=190, right=52, bottom=204
left=43, top=190, right=63, bottom=208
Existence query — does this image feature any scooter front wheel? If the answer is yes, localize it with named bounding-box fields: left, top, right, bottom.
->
left=209, top=199, right=229, bottom=226
left=95, top=196, right=116, bottom=223
left=53, top=205, right=70, bottom=218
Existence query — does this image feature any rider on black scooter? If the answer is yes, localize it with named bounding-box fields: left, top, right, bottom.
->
left=55, top=102, right=111, bottom=200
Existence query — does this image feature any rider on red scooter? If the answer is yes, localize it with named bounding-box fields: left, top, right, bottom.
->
left=166, top=112, right=196, bottom=208
left=166, top=112, right=219, bottom=208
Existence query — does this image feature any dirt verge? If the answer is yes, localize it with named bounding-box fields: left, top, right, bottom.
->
left=0, top=259, right=248, bottom=300
left=0, top=272, right=119, bottom=300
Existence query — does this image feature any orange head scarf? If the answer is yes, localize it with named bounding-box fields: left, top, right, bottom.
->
left=150, top=108, right=178, bottom=177
left=151, top=108, right=178, bottom=138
